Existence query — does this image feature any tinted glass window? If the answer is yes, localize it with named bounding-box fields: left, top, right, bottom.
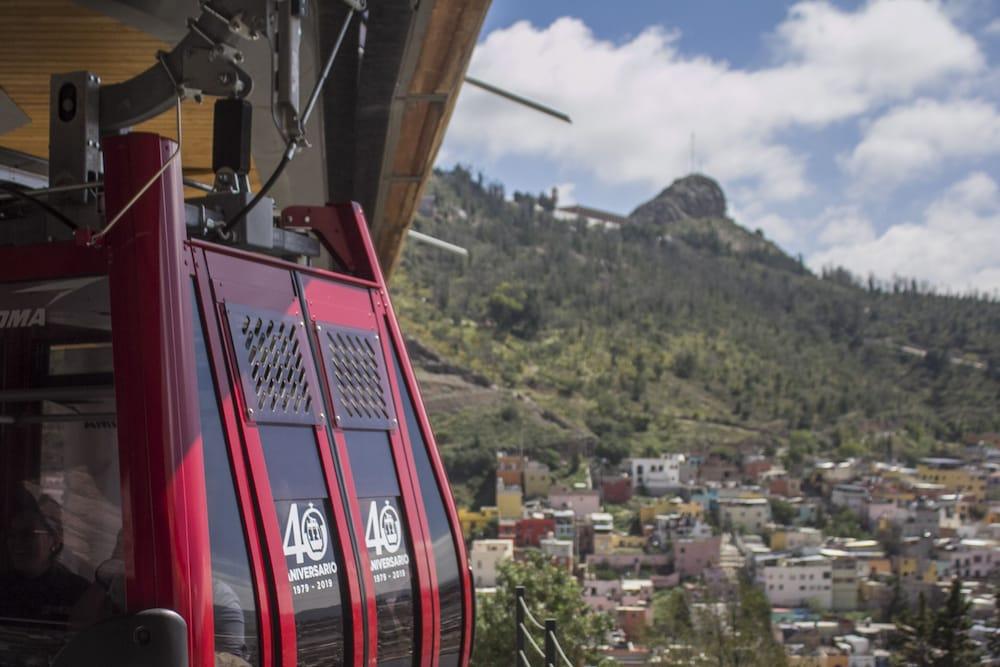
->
left=192, top=292, right=260, bottom=663
left=0, top=277, right=123, bottom=665
left=259, top=425, right=345, bottom=666
left=388, top=345, right=464, bottom=660
left=344, top=430, right=416, bottom=667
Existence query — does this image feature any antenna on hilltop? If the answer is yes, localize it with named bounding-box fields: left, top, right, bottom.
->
left=690, top=132, right=695, bottom=174
left=688, top=131, right=701, bottom=174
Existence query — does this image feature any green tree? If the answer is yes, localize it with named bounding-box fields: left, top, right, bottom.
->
left=897, top=581, right=982, bottom=667
left=473, top=551, right=612, bottom=666
left=896, top=592, right=935, bottom=666
left=931, top=579, right=981, bottom=667
left=661, top=578, right=787, bottom=667
left=651, top=589, right=693, bottom=642
left=769, top=498, right=796, bottom=526
left=988, top=591, right=1000, bottom=662
left=883, top=575, right=906, bottom=623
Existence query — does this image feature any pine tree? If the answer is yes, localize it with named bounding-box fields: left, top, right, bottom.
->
left=897, top=592, right=936, bottom=667
left=884, top=575, right=907, bottom=622
left=988, top=592, right=1000, bottom=663
left=931, top=578, right=981, bottom=667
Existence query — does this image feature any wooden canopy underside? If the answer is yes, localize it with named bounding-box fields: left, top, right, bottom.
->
left=0, top=0, right=490, bottom=275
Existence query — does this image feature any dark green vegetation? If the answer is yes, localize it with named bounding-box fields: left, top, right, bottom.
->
left=894, top=580, right=982, bottom=666
left=392, top=167, right=1000, bottom=504
left=653, top=579, right=788, bottom=666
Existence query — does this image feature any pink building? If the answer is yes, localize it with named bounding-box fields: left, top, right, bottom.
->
left=548, top=487, right=601, bottom=518
left=673, top=536, right=721, bottom=579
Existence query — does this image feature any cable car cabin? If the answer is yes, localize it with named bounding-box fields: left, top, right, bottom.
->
left=0, top=133, right=472, bottom=667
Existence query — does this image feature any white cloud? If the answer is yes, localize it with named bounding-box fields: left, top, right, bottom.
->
left=554, top=182, right=576, bottom=207
left=983, top=18, right=1000, bottom=35
left=809, top=172, right=1000, bottom=293
left=816, top=207, right=877, bottom=246
left=842, top=98, right=1000, bottom=188
left=749, top=212, right=800, bottom=247
left=446, top=0, right=983, bottom=205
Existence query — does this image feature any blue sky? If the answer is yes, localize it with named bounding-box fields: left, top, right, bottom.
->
left=440, top=1, right=1000, bottom=293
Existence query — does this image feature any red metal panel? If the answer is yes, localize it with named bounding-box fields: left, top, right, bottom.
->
left=0, top=242, right=106, bottom=281
left=300, top=273, right=437, bottom=665
left=203, top=253, right=300, bottom=666
left=191, top=245, right=276, bottom=667
left=333, top=200, right=472, bottom=666
left=103, top=132, right=214, bottom=666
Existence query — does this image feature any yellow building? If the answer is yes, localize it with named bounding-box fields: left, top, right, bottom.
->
left=593, top=531, right=614, bottom=555
left=788, top=656, right=848, bottom=667
left=896, top=556, right=919, bottom=579
left=611, top=534, right=648, bottom=550
left=867, top=559, right=892, bottom=577
left=459, top=506, right=499, bottom=537
left=916, top=459, right=986, bottom=502
left=523, top=460, right=552, bottom=498
left=638, top=497, right=703, bottom=524
left=497, top=481, right=523, bottom=520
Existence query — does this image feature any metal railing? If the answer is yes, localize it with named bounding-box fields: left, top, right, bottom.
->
left=514, top=586, right=574, bottom=667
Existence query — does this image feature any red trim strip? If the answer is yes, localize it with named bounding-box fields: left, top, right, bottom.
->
left=313, top=425, right=367, bottom=667
left=379, top=297, right=474, bottom=666
left=330, top=428, right=381, bottom=667
left=104, top=132, right=214, bottom=665
left=191, top=246, right=276, bottom=667
left=188, top=238, right=380, bottom=290
left=343, top=200, right=472, bottom=666
left=206, top=274, right=299, bottom=666
left=375, top=303, right=440, bottom=667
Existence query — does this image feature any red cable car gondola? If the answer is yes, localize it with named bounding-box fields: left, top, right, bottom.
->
left=0, top=130, right=472, bottom=666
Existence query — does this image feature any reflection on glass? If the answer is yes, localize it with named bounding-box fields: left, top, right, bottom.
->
left=259, top=425, right=345, bottom=666
left=344, top=430, right=416, bottom=667
left=388, top=344, right=464, bottom=660
left=192, top=294, right=261, bottom=664
left=0, top=277, right=123, bottom=666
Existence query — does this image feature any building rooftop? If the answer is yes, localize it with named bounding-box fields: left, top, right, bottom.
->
left=919, top=457, right=964, bottom=468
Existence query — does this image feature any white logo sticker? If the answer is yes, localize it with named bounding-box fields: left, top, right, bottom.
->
left=283, top=502, right=329, bottom=564
left=366, top=500, right=402, bottom=556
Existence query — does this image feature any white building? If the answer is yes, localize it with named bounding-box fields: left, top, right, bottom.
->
left=831, top=484, right=869, bottom=513
left=470, top=539, right=514, bottom=588
left=719, top=497, right=771, bottom=532
left=540, top=537, right=574, bottom=569
left=942, top=539, right=1000, bottom=579
left=760, top=555, right=833, bottom=609
left=553, top=204, right=628, bottom=230
left=629, top=454, right=688, bottom=494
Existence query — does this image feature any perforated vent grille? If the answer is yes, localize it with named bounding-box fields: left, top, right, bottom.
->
left=319, top=324, right=396, bottom=430
left=227, top=306, right=318, bottom=424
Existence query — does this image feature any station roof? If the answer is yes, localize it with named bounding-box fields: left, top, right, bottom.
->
left=0, top=0, right=491, bottom=277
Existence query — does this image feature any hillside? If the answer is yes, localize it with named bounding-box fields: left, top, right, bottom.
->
left=391, top=167, right=1000, bottom=506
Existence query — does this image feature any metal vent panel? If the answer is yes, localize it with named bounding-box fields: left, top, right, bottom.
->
left=317, top=323, right=396, bottom=430
left=226, top=305, right=319, bottom=425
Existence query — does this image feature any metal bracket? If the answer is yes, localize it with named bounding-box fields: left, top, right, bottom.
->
left=99, top=1, right=262, bottom=132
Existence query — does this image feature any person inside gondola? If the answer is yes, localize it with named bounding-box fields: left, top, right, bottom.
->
left=0, top=490, right=90, bottom=624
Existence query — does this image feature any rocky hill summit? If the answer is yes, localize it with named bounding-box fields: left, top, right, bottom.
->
left=629, top=173, right=727, bottom=226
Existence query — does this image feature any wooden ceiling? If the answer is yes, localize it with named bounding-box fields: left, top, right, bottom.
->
left=0, top=0, right=229, bottom=184
left=0, top=0, right=490, bottom=274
